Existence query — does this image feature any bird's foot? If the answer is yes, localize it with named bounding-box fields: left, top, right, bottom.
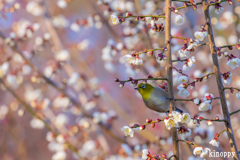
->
left=166, top=97, right=175, bottom=101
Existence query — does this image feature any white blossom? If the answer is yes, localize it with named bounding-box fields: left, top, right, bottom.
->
left=55, top=50, right=70, bottom=61
left=110, top=15, right=119, bottom=25
left=121, top=126, right=134, bottom=137
left=193, top=98, right=200, bottom=105
left=26, top=1, right=43, bottom=16
left=142, top=149, right=149, bottom=160
left=215, top=6, right=224, bottom=14
left=226, top=58, right=240, bottom=69
left=178, top=76, right=188, bottom=84
left=223, top=73, right=232, bottom=85
left=52, top=151, right=66, bottom=160
left=236, top=92, right=240, bottom=100
left=209, top=139, right=219, bottom=147
left=164, top=118, right=179, bottom=130
left=172, top=111, right=182, bottom=123
left=57, top=0, right=67, bottom=9
left=177, top=84, right=190, bottom=98
left=67, top=72, right=79, bottom=85
left=178, top=49, right=190, bottom=58
left=175, top=15, right=184, bottom=25
left=194, top=31, right=205, bottom=41
left=30, top=118, right=44, bottom=129
left=181, top=113, right=191, bottom=123
left=124, top=54, right=143, bottom=65
left=200, top=148, right=211, bottom=159
left=199, top=101, right=212, bottom=111
left=183, top=57, right=196, bottom=71
left=0, top=62, right=9, bottom=78
left=180, top=129, right=191, bottom=140
left=193, top=147, right=203, bottom=155
left=52, top=15, right=69, bottom=28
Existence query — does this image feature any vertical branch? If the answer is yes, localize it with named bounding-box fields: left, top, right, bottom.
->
left=202, top=1, right=240, bottom=159
left=165, top=0, right=179, bottom=159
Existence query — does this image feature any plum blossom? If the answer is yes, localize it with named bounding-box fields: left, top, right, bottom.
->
left=121, top=126, right=134, bottom=137
left=226, top=58, right=240, bottom=69
left=179, top=128, right=191, bottom=140
left=193, top=98, right=200, bottom=105
left=164, top=118, right=179, bottom=130
left=194, top=31, right=206, bottom=41
left=172, top=111, right=182, bottom=123
left=57, top=0, right=67, bottom=9
left=67, top=72, right=79, bottom=85
left=178, top=49, right=190, bottom=58
left=236, top=91, right=240, bottom=100
left=110, top=15, right=120, bottom=25
left=215, top=5, right=224, bottom=14
left=209, top=138, right=219, bottom=147
left=26, top=1, right=43, bottom=16
left=55, top=50, right=70, bottom=61
left=199, top=93, right=214, bottom=111
left=178, top=76, right=188, bottom=84
left=93, top=112, right=109, bottom=123
left=142, top=149, right=149, bottom=160
left=193, top=147, right=203, bottom=155
left=0, top=62, right=9, bottom=78
left=200, top=148, right=211, bottom=159
left=30, top=118, right=44, bottom=129
left=207, top=120, right=213, bottom=126
left=183, top=57, right=196, bottom=71
left=124, top=54, right=143, bottom=65
left=177, top=84, right=190, bottom=98
left=175, top=14, right=183, bottom=25
left=181, top=113, right=191, bottom=123
left=222, top=72, right=232, bottom=85
left=52, top=151, right=66, bottom=160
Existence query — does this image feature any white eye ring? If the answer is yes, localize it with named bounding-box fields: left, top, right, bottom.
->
left=142, top=85, right=146, bottom=89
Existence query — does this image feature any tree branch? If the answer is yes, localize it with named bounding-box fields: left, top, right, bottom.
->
left=202, top=0, right=239, bottom=159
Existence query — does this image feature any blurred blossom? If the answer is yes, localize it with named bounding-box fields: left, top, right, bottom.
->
left=54, top=114, right=69, bottom=128
left=53, top=96, right=70, bottom=109
left=77, top=39, right=89, bottom=50
left=30, top=118, right=45, bottom=129
left=0, top=62, right=9, bottom=78
left=93, top=111, right=109, bottom=123
left=79, top=140, right=96, bottom=157
left=52, top=151, right=66, bottom=160
left=57, top=0, right=67, bottom=9
left=0, top=105, right=8, bottom=120
left=6, top=74, right=19, bottom=89
left=67, top=72, right=79, bottom=85
left=26, top=1, right=43, bottom=16
left=70, top=23, right=80, bottom=32
left=52, top=15, right=69, bottom=28
left=24, top=89, right=42, bottom=102
left=48, top=141, right=65, bottom=152
left=55, top=50, right=70, bottom=61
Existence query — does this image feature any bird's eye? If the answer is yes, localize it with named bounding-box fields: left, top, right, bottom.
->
left=142, top=85, right=146, bottom=89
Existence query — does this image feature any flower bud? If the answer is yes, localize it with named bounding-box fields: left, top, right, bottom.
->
left=156, top=118, right=161, bottom=122
left=148, top=75, right=153, bottom=78
left=151, top=123, right=155, bottom=128
left=207, top=120, right=212, bottom=126
left=146, top=118, right=152, bottom=123
left=215, top=116, right=219, bottom=120
left=128, top=77, right=133, bottom=81
left=224, top=52, right=228, bottom=56
left=119, top=82, right=124, bottom=88
left=148, top=51, right=153, bottom=56
left=115, top=78, right=119, bottom=82
left=162, top=154, right=167, bottom=158
left=126, top=12, right=133, bottom=17
left=174, top=10, right=178, bottom=13
left=139, top=125, right=145, bottom=130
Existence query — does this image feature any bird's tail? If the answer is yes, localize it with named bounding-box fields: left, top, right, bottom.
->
left=175, top=107, right=183, bottom=113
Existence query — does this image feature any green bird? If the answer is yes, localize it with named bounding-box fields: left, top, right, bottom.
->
left=135, top=83, right=183, bottom=113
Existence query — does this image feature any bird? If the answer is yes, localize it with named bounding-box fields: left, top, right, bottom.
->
left=135, top=83, right=183, bottom=113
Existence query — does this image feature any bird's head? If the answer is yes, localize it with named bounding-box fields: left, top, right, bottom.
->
left=135, top=83, right=154, bottom=99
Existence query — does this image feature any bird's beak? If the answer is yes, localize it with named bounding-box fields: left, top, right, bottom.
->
left=134, top=87, right=140, bottom=90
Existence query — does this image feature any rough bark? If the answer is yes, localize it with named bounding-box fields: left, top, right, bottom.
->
left=202, top=0, right=239, bottom=159
left=165, top=0, right=179, bottom=159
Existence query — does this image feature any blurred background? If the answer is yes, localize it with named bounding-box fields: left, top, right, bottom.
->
left=0, top=0, right=240, bottom=159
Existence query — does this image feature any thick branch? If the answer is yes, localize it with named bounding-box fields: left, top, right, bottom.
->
left=202, top=0, right=239, bottom=159
left=165, top=0, right=179, bottom=159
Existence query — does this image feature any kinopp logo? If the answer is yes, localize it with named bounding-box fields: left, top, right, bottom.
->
left=209, top=150, right=235, bottom=158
